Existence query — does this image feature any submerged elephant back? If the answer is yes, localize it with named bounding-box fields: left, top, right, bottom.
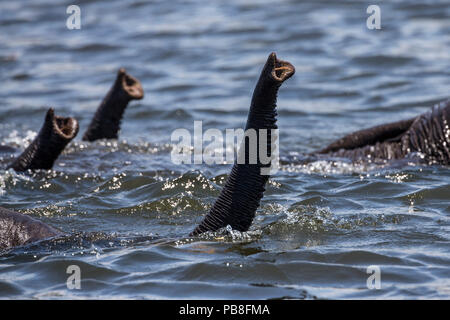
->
left=320, top=100, right=450, bottom=165
left=0, top=207, right=61, bottom=250
left=401, top=100, right=450, bottom=165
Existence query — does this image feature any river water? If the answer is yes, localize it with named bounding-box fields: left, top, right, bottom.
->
left=0, top=0, right=449, bottom=299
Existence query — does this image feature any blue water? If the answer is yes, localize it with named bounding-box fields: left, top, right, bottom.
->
left=0, top=0, right=449, bottom=299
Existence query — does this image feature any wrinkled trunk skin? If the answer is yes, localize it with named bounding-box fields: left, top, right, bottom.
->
left=191, top=53, right=295, bottom=236
left=8, top=108, right=79, bottom=171
left=0, top=207, right=61, bottom=250
left=82, top=68, right=144, bottom=141
left=316, top=100, right=450, bottom=165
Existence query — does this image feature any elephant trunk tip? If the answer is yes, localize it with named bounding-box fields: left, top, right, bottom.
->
left=267, top=52, right=295, bottom=83
left=117, top=68, right=144, bottom=100
left=45, top=108, right=79, bottom=140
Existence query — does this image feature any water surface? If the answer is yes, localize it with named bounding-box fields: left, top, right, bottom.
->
left=0, top=0, right=449, bottom=299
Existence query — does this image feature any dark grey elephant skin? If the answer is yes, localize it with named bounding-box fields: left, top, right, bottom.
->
left=191, top=53, right=295, bottom=235
left=8, top=108, right=79, bottom=172
left=82, top=68, right=144, bottom=142
left=315, top=100, right=450, bottom=165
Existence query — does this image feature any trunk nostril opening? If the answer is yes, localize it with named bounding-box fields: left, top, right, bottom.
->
left=124, top=75, right=136, bottom=87
left=55, top=117, right=76, bottom=137
left=274, top=61, right=283, bottom=77
left=273, top=64, right=293, bottom=80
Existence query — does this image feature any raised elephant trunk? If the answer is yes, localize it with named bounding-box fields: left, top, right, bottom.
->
left=82, top=68, right=144, bottom=141
left=8, top=108, right=79, bottom=171
left=191, top=53, right=295, bottom=235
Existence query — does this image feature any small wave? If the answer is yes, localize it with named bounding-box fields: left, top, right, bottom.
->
left=1, top=232, right=160, bottom=258
left=71, top=43, right=122, bottom=53
left=162, top=108, right=193, bottom=119
left=281, top=159, right=381, bottom=175
left=350, top=55, right=416, bottom=67
left=261, top=203, right=408, bottom=238
left=64, top=140, right=172, bottom=155
left=183, top=225, right=263, bottom=245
